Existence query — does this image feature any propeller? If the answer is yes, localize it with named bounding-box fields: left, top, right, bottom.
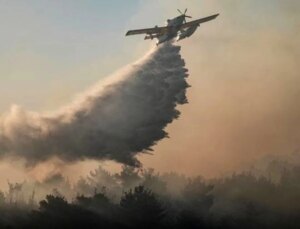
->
left=177, top=8, right=192, bottom=23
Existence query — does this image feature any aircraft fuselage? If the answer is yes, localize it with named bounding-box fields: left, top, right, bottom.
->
left=156, top=15, right=186, bottom=45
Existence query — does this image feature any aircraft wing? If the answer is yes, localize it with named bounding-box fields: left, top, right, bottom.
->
left=126, top=26, right=168, bottom=36
left=180, top=14, right=219, bottom=29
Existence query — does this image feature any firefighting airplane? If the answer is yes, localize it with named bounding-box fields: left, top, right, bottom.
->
left=126, top=9, right=219, bottom=45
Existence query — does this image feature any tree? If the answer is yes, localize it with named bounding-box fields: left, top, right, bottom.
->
left=141, top=168, right=167, bottom=195
left=0, top=191, right=5, bottom=205
left=120, top=185, right=165, bottom=228
left=28, top=195, right=115, bottom=229
left=116, top=166, right=141, bottom=189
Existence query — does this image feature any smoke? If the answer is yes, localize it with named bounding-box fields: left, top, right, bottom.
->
left=0, top=43, right=189, bottom=167
left=137, top=0, right=300, bottom=178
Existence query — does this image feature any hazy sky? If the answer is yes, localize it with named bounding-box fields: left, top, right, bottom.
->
left=0, top=0, right=141, bottom=111
left=0, top=0, right=299, bottom=187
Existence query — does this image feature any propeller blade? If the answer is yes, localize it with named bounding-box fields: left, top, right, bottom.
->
left=177, top=9, right=183, bottom=14
left=184, top=8, right=187, bottom=14
left=185, top=15, right=192, bottom=18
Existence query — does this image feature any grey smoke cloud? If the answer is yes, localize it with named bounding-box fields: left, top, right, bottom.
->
left=0, top=43, right=189, bottom=166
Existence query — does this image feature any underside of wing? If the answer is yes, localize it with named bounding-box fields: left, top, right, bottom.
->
left=126, top=26, right=168, bottom=36
left=180, top=14, right=219, bottom=29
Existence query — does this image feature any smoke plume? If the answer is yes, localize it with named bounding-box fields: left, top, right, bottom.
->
left=0, top=43, right=189, bottom=166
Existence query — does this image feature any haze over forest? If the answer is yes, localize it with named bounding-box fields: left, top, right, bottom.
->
left=0, top=1, right=299, bottom=228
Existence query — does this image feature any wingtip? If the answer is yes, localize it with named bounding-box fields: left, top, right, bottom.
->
left=212, top=13, right=220, bottom=20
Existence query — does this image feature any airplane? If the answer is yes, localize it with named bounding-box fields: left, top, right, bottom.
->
left=126, top=9, right=219, bottom=45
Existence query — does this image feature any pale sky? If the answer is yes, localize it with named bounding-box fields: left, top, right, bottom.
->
left=0, top=0, right=299, bottom=187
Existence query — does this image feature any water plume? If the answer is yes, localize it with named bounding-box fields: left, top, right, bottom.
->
left=0, top=43, right=189, bottom=166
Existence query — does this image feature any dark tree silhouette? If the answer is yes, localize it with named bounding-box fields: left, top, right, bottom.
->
left=1, top=160, right=300, bottom=229
left=0, top=191, right=5, bottom=204
left=27, top=195, right=121, bottom=229
left=120, top=185, right=165, bottom=228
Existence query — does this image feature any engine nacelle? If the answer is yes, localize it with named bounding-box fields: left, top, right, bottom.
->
left=177, top=24, right=199, bottom=41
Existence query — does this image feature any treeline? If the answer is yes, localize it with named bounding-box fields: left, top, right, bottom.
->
left=0, top=158, right=300, bottom=228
